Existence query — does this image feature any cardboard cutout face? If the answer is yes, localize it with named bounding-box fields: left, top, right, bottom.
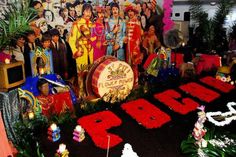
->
left=52, top=2, right=61, bottom=17
left=44, top=10, right=54, bottom=22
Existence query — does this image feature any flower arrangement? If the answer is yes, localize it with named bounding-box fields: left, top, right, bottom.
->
left=181, top=105, right=236, bottom=157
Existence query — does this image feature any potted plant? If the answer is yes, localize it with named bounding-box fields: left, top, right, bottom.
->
left=0, top=1, right=37, bottom=57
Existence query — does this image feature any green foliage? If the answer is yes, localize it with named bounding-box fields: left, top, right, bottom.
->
left=0, top=2, right=37, bottom=50
left=14, top=115, right=47, bottom=157
left=181, top=127, right=236, bottom=157
left=189, top=0, right=236, bottom=53
left=48, top=110, right=76, bottom=125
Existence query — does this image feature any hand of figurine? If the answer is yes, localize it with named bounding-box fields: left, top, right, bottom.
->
left=73, top=51, right=83, bottom=59
left=113, top=44, right=120, bottom=51
left=103, top=40, right=108, bottom=46
left=113, top=25, right=120, bottom=34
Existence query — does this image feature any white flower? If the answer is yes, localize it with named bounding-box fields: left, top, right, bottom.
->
left=201, top=139, right=208, bottom=148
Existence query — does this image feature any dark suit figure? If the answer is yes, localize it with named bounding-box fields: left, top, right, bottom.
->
left=50, top=29, right=68, bottom=79
left=24, top=31, right=41, bottom=77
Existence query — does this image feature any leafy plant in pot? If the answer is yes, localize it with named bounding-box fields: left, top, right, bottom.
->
left=0, top=2, right=37, bottom=61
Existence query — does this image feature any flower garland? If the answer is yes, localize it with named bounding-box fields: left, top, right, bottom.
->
left=206, top=102, right=236, bottom=126
left=77, top=111, right=123, bottom=149
left=154, top=89, right=199, bottom=115
left=179, top=82, right=220, bottom=103
left=121, top=99, right=171, bottom=129
left=162, top=0, right=174, bottom=33
left=200, top=76, right=235, bottom=93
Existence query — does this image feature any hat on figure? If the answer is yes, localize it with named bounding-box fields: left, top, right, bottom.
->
left=125, top=4, right=139, bottom=14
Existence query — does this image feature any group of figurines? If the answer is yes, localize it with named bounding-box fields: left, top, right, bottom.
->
left=4, top=0, right=166, bottom=96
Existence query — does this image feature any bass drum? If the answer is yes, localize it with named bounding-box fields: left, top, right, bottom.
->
left=85, top=56, right=118, bottom=98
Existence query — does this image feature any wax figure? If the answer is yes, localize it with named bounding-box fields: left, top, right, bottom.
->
left=6, top=36, right=26, bottom=63
left=50, top=29, right=68, bottom=79
left=69, top=3, right=95, bottom=98
left=124, top=5, right=143, bottom=87
left=69, top=3, right=95, bottom=66
left=24, top=30, right=41, bottom=76
left=106, top=3, right=126, bottom=61
left=92, top=6, right=108, bottom=61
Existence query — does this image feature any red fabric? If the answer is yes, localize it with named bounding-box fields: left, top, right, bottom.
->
left=121, top=99, right=171, bottom=129
left=195, top=54, right=221, bottom=74
left=179, top=82, right=220, bottom=103
left=0, top=113, right=14, bottom=157
left=126, top=19, right=142, bottom=65
left=171, top=53, right=184, bottom=68
left=154, top=89, right=199, bottom=115
left=200, top=76, right=235, bottom=93
left=78, top=111, right=122, bottom=149
left=144, top=52, right=184, bottom=69
left=0, top=52, right=11, bottom=63
left=143, top=54, right=157, bottom=70
left=37, top=92, right=74, bottom=117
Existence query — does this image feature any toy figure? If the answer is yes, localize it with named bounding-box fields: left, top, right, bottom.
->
left=106, top=3, right=126, bottom=61
left=124, top=5, right=143, bottom=87
left=92, top=6, right=108, bottom=61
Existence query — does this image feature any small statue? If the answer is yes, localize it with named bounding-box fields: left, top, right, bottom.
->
left=121, top=143, right=139, bottom=157
left=192, top=106, right=207, bottom=148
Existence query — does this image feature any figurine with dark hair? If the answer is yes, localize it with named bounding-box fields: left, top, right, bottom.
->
left=91, top=7, right=108, bottom=61
left=69, top=3, right=95, bottom=98
left=9, top=36, right=26, bottom=63
left=50, top=29, right=68, bottom=79
left=106, top=2, right=126, bottom=60
left=24, top=30, right=41, bottom=76
left=41, top=33, right=52, bottom=50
